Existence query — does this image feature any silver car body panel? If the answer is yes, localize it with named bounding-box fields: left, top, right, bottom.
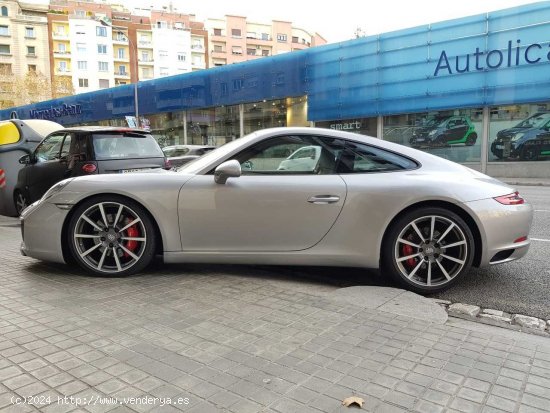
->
left=20, top=127, right=533, bottom=270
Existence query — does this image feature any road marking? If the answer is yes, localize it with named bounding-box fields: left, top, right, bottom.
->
left=531, top=238, right=550, bottom=242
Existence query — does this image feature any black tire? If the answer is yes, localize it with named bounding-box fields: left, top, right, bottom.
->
left=466, top=132, right=477, bottom=146
left=520, top=146, right=537, bottom=161
left=14, top=190, right=29, bottom=216
left=381, top=207, right=475, bottom=294
left=66, top=195, right=156, bottom=276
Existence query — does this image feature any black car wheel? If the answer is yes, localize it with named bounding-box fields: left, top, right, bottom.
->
left=14, top=190, right=29, bottom=216
left=382, top=207, right=474, bottom=294
left=67, top=195, right=156, bottom=276
left=520, top=146, right=537, bottom=161
left=466, top=132, right=477, bottom=146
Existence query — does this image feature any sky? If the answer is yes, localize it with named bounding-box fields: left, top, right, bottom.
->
left=30, top=0, right=542, bottom=43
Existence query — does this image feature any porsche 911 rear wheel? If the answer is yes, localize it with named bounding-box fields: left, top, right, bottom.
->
left=382, top=208, right=474, bottom=293
left=67, top=196, right=156, bottom=276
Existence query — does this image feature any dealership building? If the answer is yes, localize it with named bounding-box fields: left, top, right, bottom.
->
left=1, top=2, right=549, bottom=177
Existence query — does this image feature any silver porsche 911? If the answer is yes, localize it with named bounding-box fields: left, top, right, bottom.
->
left=20, top=127, right=533, bottom=293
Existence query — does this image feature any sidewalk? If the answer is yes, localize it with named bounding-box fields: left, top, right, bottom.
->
left=495, top=177, right=550, bottom=187
left=1, top=222, right=549, bottom=413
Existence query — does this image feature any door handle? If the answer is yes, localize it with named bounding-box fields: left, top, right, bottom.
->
left=308, top=195, right=340, bottom=204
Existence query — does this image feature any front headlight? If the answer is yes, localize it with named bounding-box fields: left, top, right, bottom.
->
left=511, top=133, right=525, bottom=142
left=42, top=178, right=73, bottom=201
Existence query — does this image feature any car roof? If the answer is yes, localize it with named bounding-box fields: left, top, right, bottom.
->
left=60, top=126, right=150, bottom=134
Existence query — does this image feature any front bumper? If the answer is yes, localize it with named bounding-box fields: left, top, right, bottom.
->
left=464, top=198, right=533, bottom=267
left=20, top=199, right=69, bottom=264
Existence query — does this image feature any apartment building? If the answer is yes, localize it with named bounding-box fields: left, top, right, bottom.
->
left=205, top=15, right=326, bottom=67
left=0, top=0, right=50, bottom=106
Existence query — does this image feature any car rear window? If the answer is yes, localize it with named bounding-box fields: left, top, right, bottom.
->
left=92, top=133, right=164, bottom=160
left=163, top=147, right=190, bottom=157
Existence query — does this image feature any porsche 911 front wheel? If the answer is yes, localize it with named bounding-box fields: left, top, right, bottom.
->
left=67, top=196, right=156, bottom=276
left=382, top=207, right=474, bottom=293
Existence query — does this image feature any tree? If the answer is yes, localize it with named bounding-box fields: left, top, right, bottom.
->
left=51, top=76, right=75, bottom=99
left=0, top=70, right=55, bottom=109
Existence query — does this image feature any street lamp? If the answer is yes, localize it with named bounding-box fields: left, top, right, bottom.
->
left=99, top=18, right=139, bottom=124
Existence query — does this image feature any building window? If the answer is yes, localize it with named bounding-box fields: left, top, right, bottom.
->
left=97, top=44, right=107, bottom=54
left=26, top=46, right=35, bottom=56
left=57, top=43, right=66, bottom=53
left=213, top=44, right=223, bottom=52
left=99, top=79, right=109, bottom=88
left=78, top=78, right=88, bottom=87
left=116, top=32, right=126, bottom=41
left=77, top=61, right=87, bottom=70
left=277, top=33, right=287, bottom=42
left=292, top=36, right=299, bottom=43
left=55, top=25, right=65, bottom=36
left=76, top=43, right=86, bottom=54
left=261, top=49, right=270, bottom=56
left=25, top=27, right=35, bottom=38
left=177, top=52, right=185, bottom=62
left=174, top=22, right=184, bottom=29
left=160, top=67, right=169, bottom=76
left=141, top=51, right=150, bottom=61
left=98, top=61, right=108, bottom=71
left=1, top=7, right=7, bottom=17
left=142, top=67, right=151, bottom=78
left=261, top=33, right=269, bottom=40
left=213, top=28, right=222, bottom=36
left=232, top=46, right=242, bottom=55
left=0, top=63, right=12, bottom=74
left=159, top=50, right=168, bottom=58
left=96, top=26, right=107, bottom=37
left=118, top=48, right=125, bottom=59
left=58, top=61, right=67, bottom=72
left=231, top=28, right=241, bottom=38
left=0, top=44, right=10, bottom=54
left=75, top=10, right=85, bottom=17
left=0, top=26, right=8, bottom=36
left=118, top=65, right=126, bottom=75
left=156, top=21, right=167, bottom=29
left=247, top=48, right=256, bottom=56
left=28, top=65, right=36, bottom=72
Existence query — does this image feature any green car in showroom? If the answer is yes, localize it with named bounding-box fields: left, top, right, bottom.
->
left=410, top=115, right=477, bottom=148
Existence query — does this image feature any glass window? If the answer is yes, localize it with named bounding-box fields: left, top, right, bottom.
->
left=26, top=46, right=35, bottom=56
left=317, top=117, right=377, bottom=137
left=77, top=61, right=87, bottom=70
left=76, top=43, right=86, bottom=54
left=337, top=142, right=418, bottom=173
left=118, top=65, right=126, bottom=74
left=159, top=67, right=169, bottom=76
left=261, top=49, right=270, bottom=56
left=58, top=61, right=67, bottom=71
left=78, top=78, right=88, bottom=87
left=92, top=133, right=163, bottom=160
left=0, top=44, right=10, bottom=54
left=97, top=44, right=107, bottom=54
left=1, top=6, right=7, bottom=17
left=75, top=25, right=85, bottom=35
left=489, top=103, right=550, bottom=162
left=157, top=21, right=167, bottom=29
left=117, top=48, right=124, bottom=58
left=213, top=28, right=222, bottom=36
left=98, top=79, right=109, bottom=88
left=34, top=134, right=65, bottom=162
left=60, top=134, right=72, bottom=159
left=243, top=97, right=308, bottom=135
left=383, top=109, right=482, bottom=164
left=232, top=46, right=242, bottom=55
left=231, top=28, right=241, bottom=38
left=25, top=27, right=34, bottom=38
left=231, top=135, right=343, bottom=175
left=28, top=64, right=36, bottom=72
left=277, top=33, right=287, bottom=42
left=58, top=43, right=66, bottom=52
left=177, top=52, right=185, bottom=61
left=0, top=25, right=8, bottom=36
left=98, top=61, right=108, bottom=71
left=214, top=45, right=223, bottom=52
left=141, top=51, right=150, bottom=61
left=187, top=105, right=240, bottom=146
left=96, top=26, right=107, bottom=37
left=261, top=33, right=269, bottom=40
left=247, top=48, right=256, bottom=56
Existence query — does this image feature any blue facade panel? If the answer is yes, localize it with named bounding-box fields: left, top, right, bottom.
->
left=1, top=2, right=549, bottom=124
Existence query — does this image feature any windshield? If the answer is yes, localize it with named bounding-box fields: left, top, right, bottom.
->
left=92, top=133, right=164, bottom=160
left=516, top=113, right=550, bottom=128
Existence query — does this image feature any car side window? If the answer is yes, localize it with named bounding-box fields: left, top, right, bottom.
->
left=60, top=134, right=72, bottom=160
left=34, top=133, right=66, bottom=162
left=231, top=135, right=343, bottom=175
left=336, top=142, right=418, bottom=173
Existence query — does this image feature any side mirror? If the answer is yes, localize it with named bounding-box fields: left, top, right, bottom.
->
left=19, top=154, right=32, bottom=165
left=214, top=160, right=241, bottom=184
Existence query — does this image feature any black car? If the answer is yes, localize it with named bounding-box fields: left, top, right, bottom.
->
left=410, top=115, right=477, bottom=148
left=14, top=127, right=168, bottom=215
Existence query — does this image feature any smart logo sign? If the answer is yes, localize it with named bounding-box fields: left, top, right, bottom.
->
left=433, top=39, right=550, bottom=76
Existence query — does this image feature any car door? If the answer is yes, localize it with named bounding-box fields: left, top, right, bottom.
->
left=25, top=132, right=69, bottom=202
left=178, top=134, right=347, bottom=252
left=448, top=117, right=468, bottom=143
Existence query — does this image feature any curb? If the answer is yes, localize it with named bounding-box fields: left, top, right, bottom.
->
left=501, top=180, right=550, bottom=187
left=430, top=299, right=550, bottom=338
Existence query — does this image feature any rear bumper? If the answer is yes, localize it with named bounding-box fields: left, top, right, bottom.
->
left=464, top=198, right=533, bottom=267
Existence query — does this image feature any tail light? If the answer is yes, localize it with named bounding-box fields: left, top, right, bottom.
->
left=81, top=163, right=97, bottom=174
left=164, top=158, right=172, bottom=170
left=494, top=191, right=525, bottom=205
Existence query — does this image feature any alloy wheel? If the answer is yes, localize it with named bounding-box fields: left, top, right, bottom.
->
left=72, top=201, right=147, bottom=274
left=394, top=215, right=468, bottom=288
left=15, top=192, right=28, bottom=215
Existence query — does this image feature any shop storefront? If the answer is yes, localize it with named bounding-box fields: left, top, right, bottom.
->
left=1, top=3, right=549, bottom=177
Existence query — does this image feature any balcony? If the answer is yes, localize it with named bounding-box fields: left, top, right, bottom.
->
left=138, top=58, right=154, bottom=66
left=114, top=56, right=129, bottom=63
left=114, top=71, right=130, bottom=79
left=138, top=40, right=153, bottom=49
left=55, top=68, right=71, bottom=75
left=191, top=60, right=206, bottom=69
left=211, top=50, right=226, bottom=58
left=53, top=50, right=71, bottom=58
left=52, top=32, right=69, bottom=40
left=191, top=44, right=204, bottom=52
left=15, top=14, right=47, bottom=23
left=245, top=37, right=273, bottom=47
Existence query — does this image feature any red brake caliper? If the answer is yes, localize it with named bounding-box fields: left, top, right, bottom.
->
left=402, top=244, right=416, bottom=268
left=123, top=225, right=139, bottom=257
